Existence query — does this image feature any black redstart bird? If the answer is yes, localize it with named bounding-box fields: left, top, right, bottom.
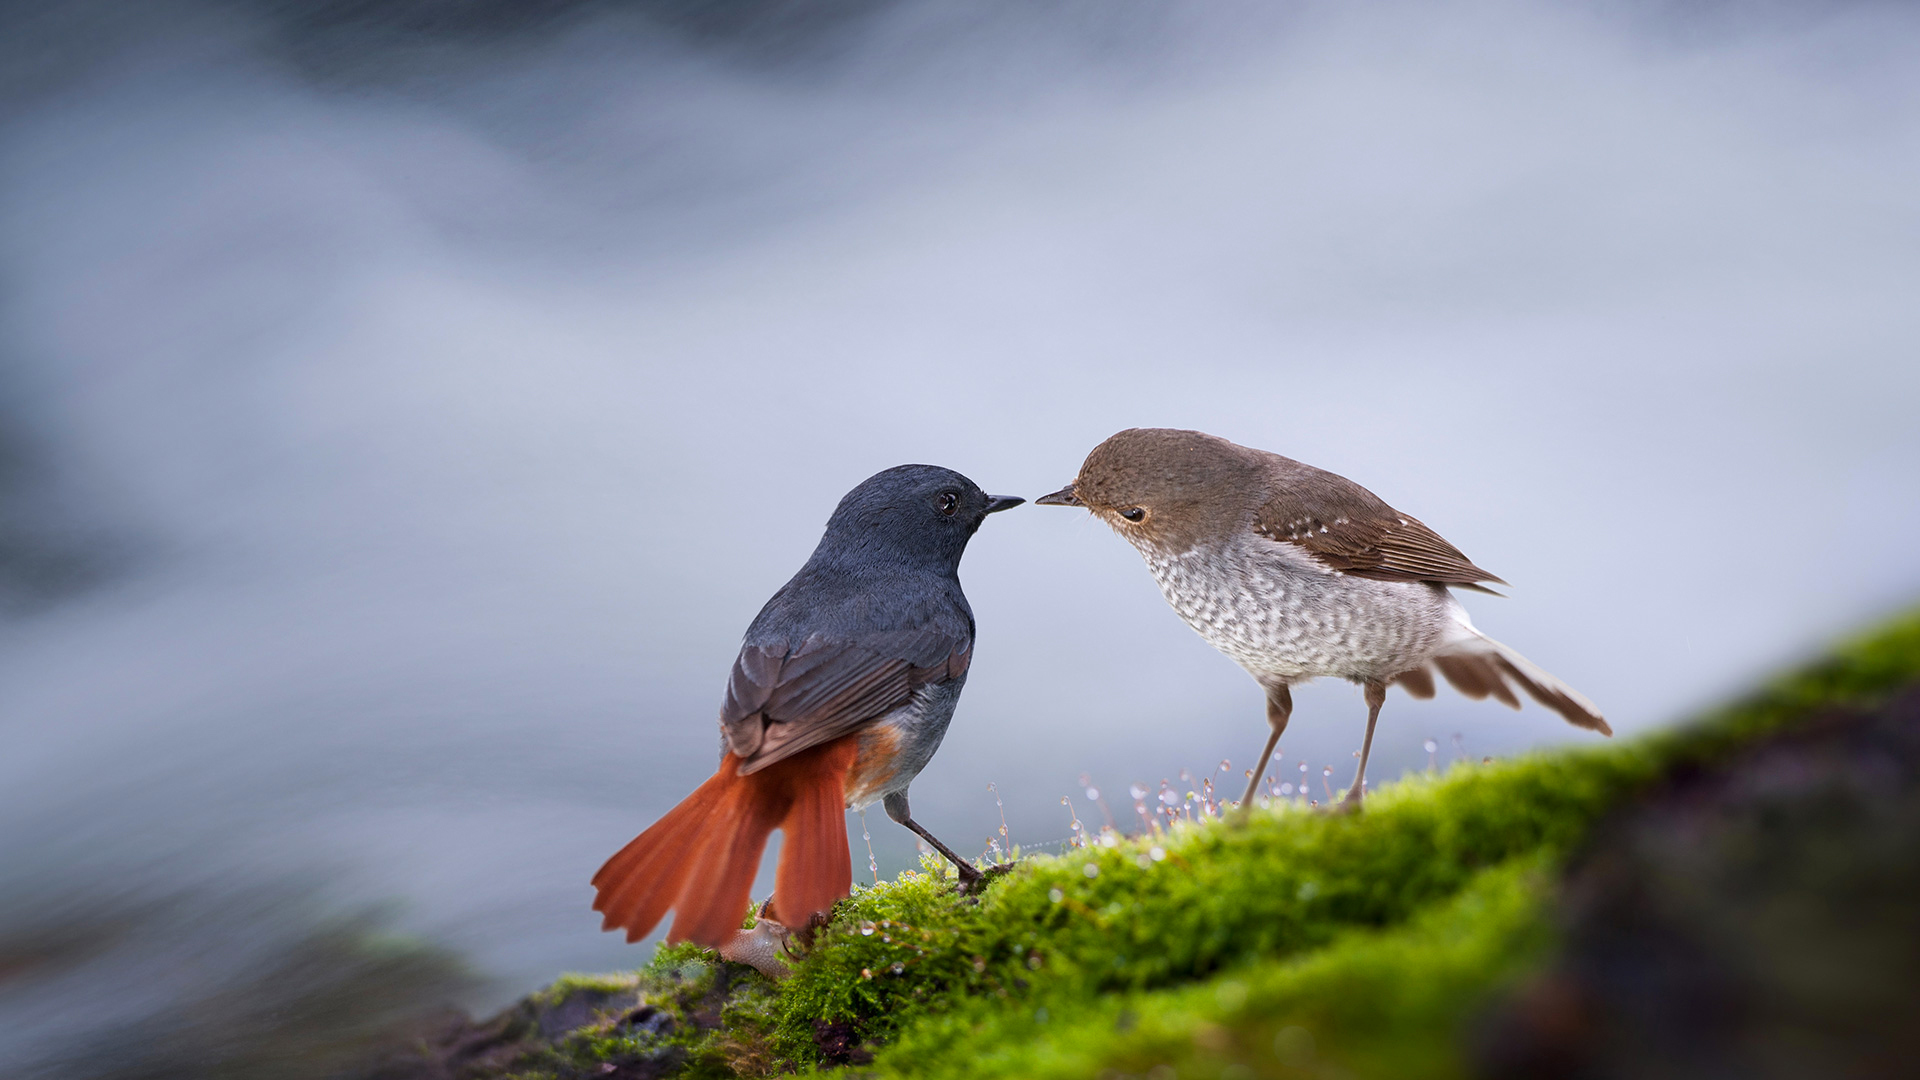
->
left=1037, top=428, right=1606, bottom=812
left=592, top=465, right=1022, bottom=949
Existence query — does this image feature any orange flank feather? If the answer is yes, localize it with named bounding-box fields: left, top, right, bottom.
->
left=591, top=736, right=861, bottom=946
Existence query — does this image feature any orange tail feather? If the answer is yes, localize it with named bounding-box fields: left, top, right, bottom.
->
left=773, top=743, right=857, bottom=928
left=591, top=736, right=861, bottom=947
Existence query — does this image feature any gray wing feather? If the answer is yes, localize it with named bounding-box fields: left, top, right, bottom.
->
left=718, top=629, right=970, bottom=774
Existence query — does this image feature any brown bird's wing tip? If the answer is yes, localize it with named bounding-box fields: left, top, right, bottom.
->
left=1034, top=484, right=1081, bottom=507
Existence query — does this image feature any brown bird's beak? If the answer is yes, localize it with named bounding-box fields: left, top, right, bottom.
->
left=1034, top=484, right=1082, bottom=507
left=984, top=495, right=1025, bottom=514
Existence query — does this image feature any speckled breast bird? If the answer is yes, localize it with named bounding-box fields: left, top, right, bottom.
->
left=592, top=466, right=1022, bottom=948
left=1037, top=428, right=1606, bottom=812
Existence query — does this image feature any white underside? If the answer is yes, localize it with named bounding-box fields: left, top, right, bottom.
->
left=1142, top=532, right=1478, bottom=685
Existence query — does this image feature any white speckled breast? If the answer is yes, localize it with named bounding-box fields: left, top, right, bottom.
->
left=1139, top=531, right=1459, bottom=684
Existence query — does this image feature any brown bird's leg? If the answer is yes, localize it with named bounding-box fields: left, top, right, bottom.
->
left=883, top=791, right=991, bottom=894
left=1338, top=680, right=1388, bottom=812
left=1237, top=683, right=1293, bottom=814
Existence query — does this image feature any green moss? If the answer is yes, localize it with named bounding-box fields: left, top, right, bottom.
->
left=767, top=605, right=1920, bottom=1076
left=866, top=854, right=1555, bottom=1080
left=472, top=605, right=1920, bottom=1080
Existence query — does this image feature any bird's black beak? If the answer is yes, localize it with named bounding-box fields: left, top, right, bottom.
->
left=983, top=495, right=1025, bottom=515
left=1034, top=484, right=1082, bottom=507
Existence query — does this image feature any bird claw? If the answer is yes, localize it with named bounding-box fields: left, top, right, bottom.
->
left=718, top=905, right=793, bottom=980
left=954, top=861, right=1017, bottom=895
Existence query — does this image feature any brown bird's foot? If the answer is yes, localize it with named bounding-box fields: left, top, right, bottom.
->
left=1322, top=791, right=1365, bottom=816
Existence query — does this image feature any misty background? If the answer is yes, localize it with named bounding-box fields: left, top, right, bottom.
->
left=4, top=0, right=1919, bottom=1074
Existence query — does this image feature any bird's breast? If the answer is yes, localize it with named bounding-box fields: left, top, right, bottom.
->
left=1140, top=537, right=1453, bottom=681
left=841, top=678, right=966, bottom=809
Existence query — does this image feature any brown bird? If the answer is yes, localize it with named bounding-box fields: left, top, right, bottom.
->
left=1037, top=428, right=1607, bottom=812
left=591, top=465, right=1021, bottom=951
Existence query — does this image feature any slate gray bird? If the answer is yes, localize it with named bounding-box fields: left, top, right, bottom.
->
left=1037, top=428, right=1606, bottom=812
left=592, top=466, right=1022, bottom=947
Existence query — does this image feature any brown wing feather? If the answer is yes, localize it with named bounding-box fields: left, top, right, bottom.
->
left=719, top=629, right=968, bottom=776
left=1251, top=457, right=1506, bottom=590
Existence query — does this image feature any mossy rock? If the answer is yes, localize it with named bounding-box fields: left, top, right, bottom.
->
left=374, top=608, right=1920, bottom=1080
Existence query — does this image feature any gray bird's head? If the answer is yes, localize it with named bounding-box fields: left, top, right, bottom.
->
left=815, top=464, right=1023, bottom=573
left=1035, top=428, right=1260, bottom=552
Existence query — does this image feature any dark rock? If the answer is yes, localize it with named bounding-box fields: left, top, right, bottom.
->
left=812, top=1019, right=874, bottom=1066
left=1476, top=686, right=1920, bottom=1080
left=538, top=987, right=640, bottom=1040
left=618, top=1004, right=676, bottom=1038
left=588, top=1045, right=689, bottom=1080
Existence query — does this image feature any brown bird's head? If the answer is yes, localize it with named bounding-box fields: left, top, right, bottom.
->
left=1035, top=427, right=1262, bottom=552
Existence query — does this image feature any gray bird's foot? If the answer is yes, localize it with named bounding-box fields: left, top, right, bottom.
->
left=718, top=900, right=793, bottom=979
left=954, top=860, right=1018, bottom=895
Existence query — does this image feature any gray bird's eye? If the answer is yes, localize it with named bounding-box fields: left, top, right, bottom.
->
left=937, top=492, right=960, bottom=515
left=1121, top=507, right=1146, bottom=522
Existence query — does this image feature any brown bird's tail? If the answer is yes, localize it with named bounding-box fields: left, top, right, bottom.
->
left=1409, top=621, right=1611, bottom=736
left=591, top=736, right=860, bottom=947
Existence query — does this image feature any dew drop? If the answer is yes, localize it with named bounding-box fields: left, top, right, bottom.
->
left=1083, top=863, right=1100, bottom=878
left=1280, top=782, right=1294, bottom=795
left=1149, top=846, right=1166, bottom=862
left=1048, top=887, right=1064, bottom=903
left=1086, top=787, right=1100, bottom=801
left=1424, top=739, right=1438, bottom=753
left=1129, top=784, right=1147, bottom=801
left=860, top=923, right=875, bottom=936
left=892, top=962, right=905, bottom=975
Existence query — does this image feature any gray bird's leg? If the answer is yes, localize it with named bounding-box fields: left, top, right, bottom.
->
left=1237, top=683, right=1293, bottom=814
left=1338, top=681, right=1387, bottom=812
left=883, top=791, right=996, bottom=894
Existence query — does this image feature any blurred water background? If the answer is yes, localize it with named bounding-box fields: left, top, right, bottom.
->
left=3, top=0, right=1919, bottom=1074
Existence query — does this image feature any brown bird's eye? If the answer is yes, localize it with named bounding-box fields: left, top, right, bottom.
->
left=1121, top=507, right=1146, bottom=522
left=937, top=492, right=960, bottom=515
